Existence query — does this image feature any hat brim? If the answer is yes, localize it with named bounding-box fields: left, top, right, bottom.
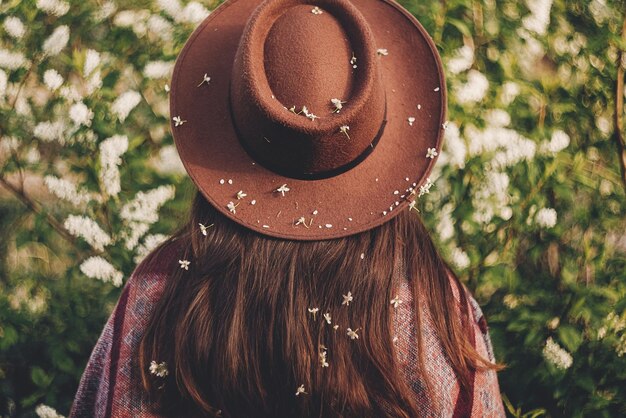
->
left=170, top=0, right=446, bottom=240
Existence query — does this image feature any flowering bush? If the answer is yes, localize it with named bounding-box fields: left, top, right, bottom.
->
left=0, top=0, right=624, bottom=416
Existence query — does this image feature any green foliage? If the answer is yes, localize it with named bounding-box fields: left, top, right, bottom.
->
left=0, top=0, right=625, bottom=416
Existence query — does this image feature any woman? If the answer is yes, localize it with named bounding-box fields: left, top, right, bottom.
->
left=71, top=0, right=506, bottom=416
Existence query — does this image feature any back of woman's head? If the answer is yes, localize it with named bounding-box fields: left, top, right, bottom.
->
left=139, top=191, right=499, bottom=417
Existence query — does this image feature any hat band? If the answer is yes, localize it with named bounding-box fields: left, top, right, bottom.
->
left=229, top=94, right=388, bottom=181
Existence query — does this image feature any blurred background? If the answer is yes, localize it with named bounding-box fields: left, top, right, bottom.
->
left=1, top=0, right=625, bottom=416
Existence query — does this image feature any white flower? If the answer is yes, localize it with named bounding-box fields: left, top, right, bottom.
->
left=455, top=70, right=489, bottom=105
left=342, top=291, right=353, bottom=306
left=236, top=190, right=247, bottom=199
left=69, top=102, right=94, bottom=127
left=535, top=207, right=557, bottom=228
left=197, top=73, right=211, bottom=87
left=390, top=296, right=402, bottom=309
left=111, top=91, right=142, bottom=122
left=44, top=175, right=93, bottom=206
left=43, top=69, right=64, bottom=91
left=134, top=234, right=168, bottom=263
left=426, top=147, right=438, bottom=159
left=172, top=116, right=187, bottom=127
left=64, top=215, right=112, bottom=251
left=446, top=45, right=474, bottom=74
left=84, top=49, right=101, bottom=76
left=339, top=125, right=350, bottom=139
left=144, top=61, right=175, bottom=79
left=4, top=17, right=26, bottom=39
left=295, top=384, right=307, bottom=396
left=323, top=312, right=332, bottom=324
left=149, top=360, right=169, bottom=377
left=347, top=327, right=360, bottom=339
left=34, top=120, right=66, bottom=143
left=35, top=404, right=65, bottom=418
left=407, top=117, right=416, bottom=126
left=226, top=201, right=238, bottom=214
left=79, top=256, right=123, bottom=286
left=542, top=336, right=573, bottom=370
left=350, top=53, right=357, bottom=68
left=275, top=184, right=290, bottom=196
left=451, top=247, right=470, bottom=270
left=179, top=2, right=210, bottom=24
left=199, top=222, right=213, bottom=236
left=331, top=98, right=346, bottom=113
left=0, top=49, right=30, bottom=70
left=301, top=105, right=318, bottom=121
left=308, top=307, right=319, bottom=320
left=376, top=48, right=389, bottom=56
left=42, top=25, right=70, bottom=57
left=99, top=135, right=128, bottom=197
left=120, top=185, right=176, bottom=224
left=319, top=346, right=329, bottom=367
left=179, top=259, right=190, bottom=270
left=418, top=177, right=433, bottom=197
left=311, top=6, right=323, bottom=14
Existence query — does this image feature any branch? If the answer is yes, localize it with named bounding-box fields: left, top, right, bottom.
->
left=614, top=17, right=626, bottom=191
left=0, top=174, right=78, bottom=246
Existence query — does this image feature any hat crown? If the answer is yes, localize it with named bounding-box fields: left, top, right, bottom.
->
left=264, top=5, right=353, bottom=115
left=230, top=0, right=387, bottom=179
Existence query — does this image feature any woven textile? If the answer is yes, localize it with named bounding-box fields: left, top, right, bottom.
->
left=69, top=240, right=506, bottom=417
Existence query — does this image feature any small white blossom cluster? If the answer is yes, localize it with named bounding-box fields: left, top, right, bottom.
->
left=535, top=207, right=557, bottom=228
left=542, top=336, right=573, bottom=370
left=83, top=49, right=103, bottom=95
left=134, top=233, right=169, bottom=263
left=34, top=120, right=66, bottom=144
left=438, top=121, right=466, bottom=169
left=450, top=246, right=470, bottom=270
left=157, top=0, right=211, bottom=24
left=522, top=0, right=553, bottom=36
left=44, top=175, right=93, bottom=206
left=152, top=144, right=186, bottom=176
left=144, top=60, right=175, bottom=79
left=120, top=185, right=176, bottom=224
left=79, top=256, right=124, bottom=287
left=446, top=45, right=474, bottom=75
left=64, top=214, right=112, bottom=251
left=4, top=17, right=26, bottom=39
left=111, top=90, right=142, bottom=122
left=35, top=404, right=65, bottom=418
left=0, top=49, right=30, bottom=70
left=472, top=170, right=513, bottom=224
left=36, top=0, right=70, bottom=17
left=43, top=69, right=64, bottom=91
left=454, top=70, right=489, bottom=105
left=42, top=25, right=70, bottom=57
left=99, top=135, right=129, bottom=197
left=69, top=101, right=94, bottom=127
left=539, top=130, right=570, bottom=156
left=149, top=360, right=169, bottom=377
left=597, top=312, right=626, bottom=357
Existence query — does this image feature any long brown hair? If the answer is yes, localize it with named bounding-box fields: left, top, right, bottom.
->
left=139, top=191, right=503, bottom=417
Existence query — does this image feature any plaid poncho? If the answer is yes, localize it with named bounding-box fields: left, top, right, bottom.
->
left=69, top=240, right=506, bottom=417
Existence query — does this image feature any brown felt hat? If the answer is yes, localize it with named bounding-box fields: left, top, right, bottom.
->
left=170, top=0, right=446, bottom=240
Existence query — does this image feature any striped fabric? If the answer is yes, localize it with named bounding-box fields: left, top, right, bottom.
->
left=69, top=240, right=506, bottom=417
